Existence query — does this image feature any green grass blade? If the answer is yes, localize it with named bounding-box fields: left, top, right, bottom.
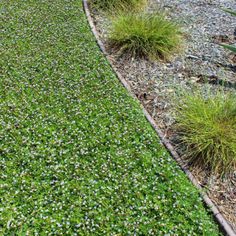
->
left=222, top=8, right=236, bottom=16
left=221, top=43, right=236, bottom=53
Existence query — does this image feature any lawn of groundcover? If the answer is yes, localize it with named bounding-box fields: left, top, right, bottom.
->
left=0, top=0, right=219, bottom=235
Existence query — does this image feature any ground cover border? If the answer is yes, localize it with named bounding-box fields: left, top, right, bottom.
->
left=82, top=1, right=236, bottom=235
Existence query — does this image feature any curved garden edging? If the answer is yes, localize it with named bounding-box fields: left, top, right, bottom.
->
left=82, top=1, right=236, bottom=235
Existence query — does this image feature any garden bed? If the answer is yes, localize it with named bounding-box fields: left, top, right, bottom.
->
left=89, top=0, right=236, bottom=232
left=0, top=0, right=221, bottom=235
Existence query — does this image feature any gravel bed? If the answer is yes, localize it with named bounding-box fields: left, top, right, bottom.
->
left=90, top=0, right=236, bottom=231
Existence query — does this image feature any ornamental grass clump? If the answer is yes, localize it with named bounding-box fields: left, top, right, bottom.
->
left=108, top=12, right=182, bottom=60
left=90, top=0, right=147, bottom=12
left=175, top=91, right=236, bottom=175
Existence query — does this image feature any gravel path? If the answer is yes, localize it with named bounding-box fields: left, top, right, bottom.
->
left=91, top=0, right=236, bottom=231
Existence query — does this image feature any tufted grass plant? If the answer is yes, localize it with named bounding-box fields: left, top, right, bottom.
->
left=90, top=0, right=147, bottom=12
left=108, top=12, right=183, bottom=60
left=174, top=91, right=236, bottom=175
